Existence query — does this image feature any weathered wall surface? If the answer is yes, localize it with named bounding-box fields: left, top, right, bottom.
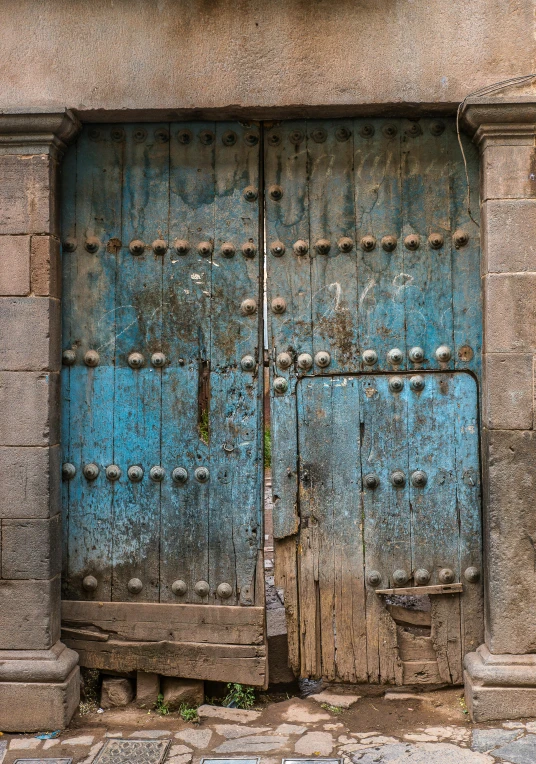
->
left=0, top=0, right=534, bottom=117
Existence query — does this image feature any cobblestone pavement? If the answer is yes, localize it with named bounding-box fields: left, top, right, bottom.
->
left=3, top=690, right=536, bottom=764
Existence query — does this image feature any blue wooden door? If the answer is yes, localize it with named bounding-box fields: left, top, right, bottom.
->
left=266, top=118, right=483, bottom=683
left=60, top=124, right=266, bottom=684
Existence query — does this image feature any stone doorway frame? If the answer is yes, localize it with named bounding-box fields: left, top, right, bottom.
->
left=0, top=102, right=534, bottom=729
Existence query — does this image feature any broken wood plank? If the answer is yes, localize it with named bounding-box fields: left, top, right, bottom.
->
left=388, top=605, right=432, bottom=627
left=402, top=660, right=442, bottom=685
left=396, top=627, right=436, bottom=662
left=376, top=583, right=463, bottom=596
left=61, top=627, right=109, bottom=642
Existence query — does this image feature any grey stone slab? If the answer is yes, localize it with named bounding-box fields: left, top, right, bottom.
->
left=214, top=737, right=288, bottom=754
left=0, top=154, right=56, bottom=236
left=0, top=235, right=30, bottom=295
left=0, top=371, right=60, bottom=446
left=492, top=734, right=536, bottom=764
left=2, top=515, right=61, bottom=579
left=349, top=743, right=495, bottom=762
left=484, top=273, right=536, bottom=353
left=285, top=759, right=340, bottom=764
left=0, top=741, right=5, bottom=763
left=13, top=760, right=72, bottom=764
left=472, top=728, right=522, bottom=751
left=482, top=353, right=533, bottom=430
left=0, top=445, right=60, bottom=519
left=94, top=740, right=170, bottom=764
left=0, top=576, right=60, bottom=649
left=202, top=759, right=258, bottom=764
left=0, top=297, right=61, bottom=371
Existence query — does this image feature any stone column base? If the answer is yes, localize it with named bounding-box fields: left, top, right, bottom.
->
left=465, top=644, right=536, bottom=721
left=0, top=641, right=79, bottom=732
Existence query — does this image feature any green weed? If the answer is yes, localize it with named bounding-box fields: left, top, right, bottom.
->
left=223, top=682, right=256, bottom=709
left=155, top=693, right=170, bottom=716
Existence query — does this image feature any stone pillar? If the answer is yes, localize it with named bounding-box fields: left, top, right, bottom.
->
left=0, top=112, right=81, bottom=732
left=462, top=98, right=536, bottom=721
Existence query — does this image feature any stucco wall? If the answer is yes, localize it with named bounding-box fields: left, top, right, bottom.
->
left=1, top=0, right=535, bottom=117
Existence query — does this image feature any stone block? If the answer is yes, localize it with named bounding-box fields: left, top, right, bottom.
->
left=482, top=144, right=536, bottom=202
left=0, top=371, right=60, bottom=446
left=482, top=199, right=536, bottom=273
left=482, top=353, right=533, bottom=429
left=0, top=235, right=30, bottom=295
left=484, top=429, right=536, bottom=654
left=484, top=273, right=536, bottom=352
left=101, top=676, right=134, bottom=708
left=162, top=677, right=204, bottom=710
left=31, top=235, right=61, bottom=297
left=0, top=444, right=60, bottom=518
left=0, top=297, right=61, bottom=370
left=0, top=576, right=60, bottom=649
left=136, top=670, right=160, bottom=708
left=0, top=665, right=79, bottom=732
left=2, top=514, right=61, bottom=579
left=0, top=154, right=57, bottom=235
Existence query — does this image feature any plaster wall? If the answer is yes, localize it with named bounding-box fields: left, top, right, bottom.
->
left=1, top=0, right=535, bottom=118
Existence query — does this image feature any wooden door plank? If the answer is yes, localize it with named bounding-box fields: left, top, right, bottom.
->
left=64, top=126, right=122, bottom=601
left=274, top=536, right=300, bottom=674
left=112, top=124, right=168, bottom=603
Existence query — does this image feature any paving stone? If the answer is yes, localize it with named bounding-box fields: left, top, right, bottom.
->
left=349, top=742, right=495, bottom=762
left=197, top=705, right=261, bottom=722
left=129, top=732, right=171, bottom=740
left=404, top=734, right=438, bottom=742
left=214, top=735, right=289, bottom=753
left=167, top=745, right=192, bottom=756
left=43, top=740, right=61, bottom=749
left=339, top=743, right=371, bottom=753
left=359, top=736, right=399, bottom=746
left=310, top=690, right=361, bottom=709
left=324, top=723, right=345, bottom=730
left=354, top=732, right=380, bottom=739
left=174, top=729, right=212, bottom=748
left=166, top=756, right=191, bottom=764
left=79, top=742, right=104, bottom=764
left=213, top=725, right=271, bottom=739
left=339, top=736, right=356, bottom=744
left=384, top=693, right=425, bottom=701
left=423, top=726, right=470, bottom=743
left=276, top=724, right=307, bottom=735
left=61, top=736, right=95, bottom=746
left=503, top=722, right=526, bottom=729
left=12, top=759, right=72, bottom=764
left=294, top=731, right=334, bottom=755
left=10, top=739, right=41, bottom=749
left=524, top=721, right=536, bottom=732
left=283, top=701, right=330, bottom=723
left=472, top=728, right=522, bottom=752
left=492, top=734, right=536, bottom=764
left=105, top=733, right=123, bottom=739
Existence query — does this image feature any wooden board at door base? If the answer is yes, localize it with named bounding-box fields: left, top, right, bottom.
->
left=267, top=118, right=483, bottom=684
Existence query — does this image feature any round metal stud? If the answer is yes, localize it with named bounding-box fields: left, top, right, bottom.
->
left=435, top=345, right=452, bottom=363
left=428, top=232, right=444, bottom=249
left=128, top=352, right=144, bottom=369
left=404, top=233, right=421, bottom=251
left=84, top=350, right=100, bottom=367
left=410, top=375, right=425, bottom=392
left=273, top=377, right=288, bottom=394
left=272, top=297, right=286, bottom=314
left=315, top=351, right=331, bottom=368
left=289, top=129, right=304, bottom=145
left=381, top=235, right=398, bottom=252
left=409, top=346, right=425, bottom=363
left=133, top=127, right=148, bottom=143
left=338, top=237, right=354, bottom=253
left=267, top=132, right=281, bottom=146
left=152, top=239, right=167, bottom=255
left=222, top=130, right=237, bottom=146
left=360, top=124, right=375, bottom=138
left=127, top=465, right=144, bottom=482
left=439, top=568, right=455, bottom=584
left=367, top=570, right=382, bottom=586
left=62, top=349, right=76, bottom=366
left=393, top=569, right=409, bottom=585
left=241, top=242, right=256, bottom=258
left=106, top=464, right=121, bottom=481
left=129, top=239, right=145, bottom=256
left=453, top=229, right=469, bottom=248
left=311, top=128, right=327, bottom=143
left=241, top=355, right=256, bottom=371
left=464, top=566, right=480, bottom=583
left=172, top=467, right=188, bottom=484
left=63, top=238, right=77, bottom=253
left=154, top=128, right=169, bottom=143
left=83, top=463, right=100, bottom=481
left=407, top=122, right=422, bottom=137
left=151, top=352, right=166, bottom=367
left=173, top=239, right=190, bottom=255
left=362, top=349, right=378, bottom=366
left=430, top=121, right=445, bottom=136
left=127, top=578, right=143, bottom=594
left=315, top=239, right=331, bottom=255
left=82, top=575, right=98, bottom=592
left=387, top=348, right=403, bottom=365
left=336, top=126, right=352, bottom=142
left=243, top=186, right=258, bottom=202
left=199, top=129, right=214, bottom=145
left=221, top=242, right=236, bottom=258
left=88, top=128, right=101, bottom=141
left=177, top=129, right=192, bottom=145
left=171, top=579, right=187, bottom=595
left=195, top=466, right=209, bottom=483
left=364, top=473, right=379, bottom=490
left=297, top=353, right=313, bottom=371
left=414, top=568, right=431, bottom=585
left=270, top=241, right=286, bottom=257
left=361, top=235, right=376, bottom=252
left=194, top=580, right=210, bottom=597
left=411, top=470, right=428, bottom=488
left=62, top=462, right=76, bottom=481
left=241, top=298, right=257, bottom=316
left=197, top=241, right=213, bottom=257
left=389, top=376, right=404, bottom=393
left=277, top=352, right=292, bottom=369
left=391, top=470, right=406, bottom=488
left=383, top=124, right=398, bottom=138
left=217, top=582, right=233, bottom=599
left=149, top=465, right=165, bottom=482
left=269, top=185, right=283, bottom=201
left=244, top=131, right=259, bottom=146
left=85, top=237, right=100, bottom=254
left=293, top=240, right=308, bottom=256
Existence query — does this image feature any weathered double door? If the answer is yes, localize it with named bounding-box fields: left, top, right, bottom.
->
left=61, top=118, right=482, bottom=686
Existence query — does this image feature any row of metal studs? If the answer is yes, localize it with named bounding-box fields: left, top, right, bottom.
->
left=266, top=121, right=447, bottom=145
left=62, top=463, right=209, bottom=483
left=276, top=346, right=453, bottom=371
left=366, top=567, right=480, bottom=588
left=268, top=231, right=469, bottom=255
left=87, top=126, right=259, bottom=147
left=81, top=574, right=233, bottom=599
